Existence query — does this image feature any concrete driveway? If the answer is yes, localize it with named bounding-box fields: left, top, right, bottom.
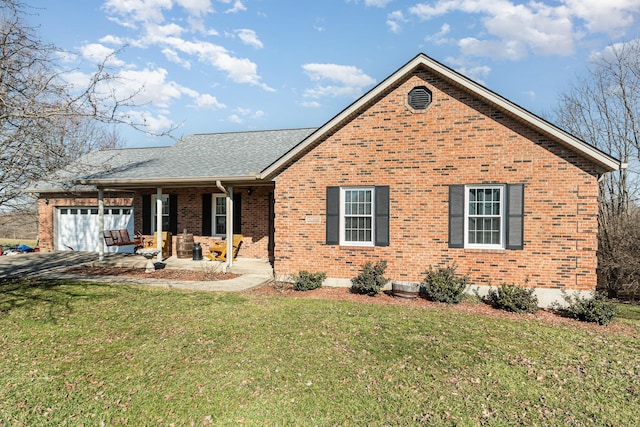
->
left=0, top=252, right=100, bottom=279
left=0, top=251, right=274, bottom=292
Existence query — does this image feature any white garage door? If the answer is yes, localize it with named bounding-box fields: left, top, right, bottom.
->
left=56, top=207, right=135, bottom=253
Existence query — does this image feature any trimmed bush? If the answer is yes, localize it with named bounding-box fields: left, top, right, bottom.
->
left=421, top=264, right=468, bottom=304
left=557, top=291, right=618, bottom=325
left=292, top=271, right=326, bottom=291
left=486, top=283, right=538, bottom=314
left=350, top=261, right=388, bottom=296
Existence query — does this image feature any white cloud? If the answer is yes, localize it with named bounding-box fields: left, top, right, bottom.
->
left=99, top=35, right=125, bottom=45
left=176, top=0, right=212, bottom=16
left=115, top=68, right=186, bottom=107
left=302, top=63, right=376, bottom=99
left=193, top=93, right=226, bottom=109
left=225, top=0, right=247, bottom=13
left=235, top=29, right=263, bottom=49
left=387, top=10, right=406, bottom=33
left=301, top=101, right=321, bottom=108
left=425, top=23, right=451, bottom=44
left=564, top=0, right=640, bottom=33
left=103, top=0, right=173, bottom=24
left=405, top=0, right=640, bottom=60
left=79, top=43, right=126, bottom=66
left=227, top=114, right=243, bottom=123
left=121, top=110, right=176, bottom=133
left=161, top=48, right=191, bottom=68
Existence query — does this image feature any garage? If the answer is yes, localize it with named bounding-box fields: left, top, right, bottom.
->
left=56, top=206, right=134, bottom=252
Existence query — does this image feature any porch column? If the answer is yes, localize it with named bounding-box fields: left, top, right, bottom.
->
left=226, top=186, right=234, bottom=267
left=98, top=188, right=104, bottom=262
left=156, top=187, right=163, bottom=263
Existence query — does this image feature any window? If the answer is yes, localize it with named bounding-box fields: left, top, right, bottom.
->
left=152, top=194, right=170, bottom=232
left=213, top=195, right=227, bottom=236
left=326, top=186, right=389, bottom=247
left=465, top=186, right=503, bottom=248
left=342, top=187, right=374, bottom=245
left=449, top=184, right=524, bottom=250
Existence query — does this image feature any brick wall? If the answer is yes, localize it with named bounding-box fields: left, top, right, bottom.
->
left=36, top=192, right=134, bottom=252
left=133, top=186, right=271, bottom=259
left=37, top=187, right=271, bottom=260
left=273, top=69, right=600, bottom=292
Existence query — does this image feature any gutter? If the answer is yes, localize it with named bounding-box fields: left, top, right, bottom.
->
left=73, top=175, right=261, bottom=187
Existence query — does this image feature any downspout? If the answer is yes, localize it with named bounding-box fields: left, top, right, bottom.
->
left=156, top=187, right=163, bottom=264
left=215, top=180, right=234, bottom=271
left=98, top=188, right=104, bottom=262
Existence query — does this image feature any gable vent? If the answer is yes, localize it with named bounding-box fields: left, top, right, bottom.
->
left=408, top=86, right=432, bottom=110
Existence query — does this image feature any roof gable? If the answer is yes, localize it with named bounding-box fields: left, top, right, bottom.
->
left=260, top=53, right=621, bottom=178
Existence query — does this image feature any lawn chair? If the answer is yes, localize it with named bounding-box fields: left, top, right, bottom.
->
left=145, top=231, right=172, bottom=259
left=206, top=234, right=243, bottom=261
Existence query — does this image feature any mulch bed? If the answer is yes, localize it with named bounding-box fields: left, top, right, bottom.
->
left=61, top=266, right=635, bottom=335
left=63, top=265, right=238, bottom=281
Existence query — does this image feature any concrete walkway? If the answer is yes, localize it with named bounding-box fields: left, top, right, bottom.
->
left=0, top=252, right=274, bottom=292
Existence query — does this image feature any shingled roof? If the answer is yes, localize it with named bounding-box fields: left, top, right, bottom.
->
left=28, top=128, right=317, bottom=192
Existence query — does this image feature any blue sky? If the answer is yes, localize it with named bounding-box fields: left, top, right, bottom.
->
left=26, top=0, right=640, bottom=147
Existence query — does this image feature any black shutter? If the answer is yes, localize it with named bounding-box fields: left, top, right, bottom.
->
left=375, top=186, right=390, bottom=246
left=326, top=186, right=339, bottom=245
left=233, top=192, right=242, bottom=234
left=202, top=193, right=212, bottom=236
left=169, top=194, right=178, bottom=235
left=506, top=184, right=524, bottom=250
left=142, top=194, right=151, bottom=235
left=448, top=185, right=465, bottom=248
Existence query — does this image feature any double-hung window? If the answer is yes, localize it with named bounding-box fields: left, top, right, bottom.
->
left=465, top=186, right=504, bottom=248
left=342, top=187, right=374, bottom=246
left=213, top=195, right=227, bottom=236
left=152, top=194, right=170, bottom=233
left=326, top=186, right=389, bottom=247
left=449, top=183, right=524, bottom=250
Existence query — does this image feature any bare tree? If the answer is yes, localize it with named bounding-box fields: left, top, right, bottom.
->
left=555, top=40, right=640, bottom=298
left=0, top=0, right=169, bottom=213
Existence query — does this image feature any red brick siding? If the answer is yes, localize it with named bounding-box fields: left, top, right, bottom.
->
left=38, top=187, right=271, bottom=260
left=273, top=70, right=600, bottom=291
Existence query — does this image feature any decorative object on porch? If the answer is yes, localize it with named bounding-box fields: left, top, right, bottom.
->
left=391, top=281, right=420, bottom=299
left=176, top=233, right=194, bottom=259
left=103, top=230, right=143, bottom=249
left=136, top=248, right=161, bottom=272
left=145, top=231, right=172, bottom=260
left=192, top=242, right=203, bottom=261
left=206, top=234, right=243, bottom=261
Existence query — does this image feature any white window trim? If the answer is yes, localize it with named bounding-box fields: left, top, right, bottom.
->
left=464, top=185, right=505, bottom=249
left=339, top=187, right=375, bottom=247
left=212, top=194, right=227, bottom=237
left=151, top=194, right=169, bottom=233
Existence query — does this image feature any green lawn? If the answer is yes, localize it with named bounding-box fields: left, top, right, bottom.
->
left=1, top=279, right=638, bottom=426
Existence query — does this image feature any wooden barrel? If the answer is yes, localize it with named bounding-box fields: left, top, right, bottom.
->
left=176, top=233, right=194, bottom=259
left=391, top=281, right=420, bottom=299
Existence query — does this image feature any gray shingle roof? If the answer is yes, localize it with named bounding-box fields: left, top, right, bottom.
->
left=27, top=128, right=317, bottom=192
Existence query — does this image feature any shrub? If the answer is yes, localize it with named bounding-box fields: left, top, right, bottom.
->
left=350, top=261, right=388, bottom=296
left=292, top=271, right=326, bottom=291
left=486, top=283, right=538, bottom=314
left=556, top=291, right=618, bottom=325
left=421, top=264, right=468, bottom=304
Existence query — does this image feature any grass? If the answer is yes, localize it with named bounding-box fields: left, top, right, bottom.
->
left=1, top=279, right=639, bottom=426
left=0, top=238, right=38, bottom=248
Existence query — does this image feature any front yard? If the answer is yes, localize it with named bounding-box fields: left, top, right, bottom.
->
left=1, top=279, right=638, bottom=425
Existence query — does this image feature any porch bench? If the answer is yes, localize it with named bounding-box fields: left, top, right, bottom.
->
left=103, top=229, right=143, bottom=248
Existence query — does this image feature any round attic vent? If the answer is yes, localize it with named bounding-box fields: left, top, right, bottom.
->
left=408, top=86, right=432, bottom=110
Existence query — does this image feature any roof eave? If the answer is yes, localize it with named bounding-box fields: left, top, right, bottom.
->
left=74, top=175, right=262, bottom=188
